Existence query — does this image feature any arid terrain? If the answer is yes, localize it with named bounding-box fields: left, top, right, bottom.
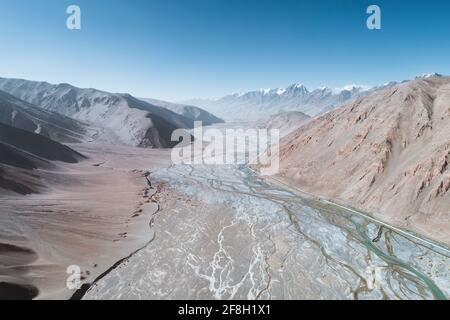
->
left=0, top=76, right=449, bottom=300
left=2, top=0, right=450, bottom=302
left=274, top=76, right=450, bottom=246
left=0, top=141, right=171, bottom=299
left=83, top=163, right=448, bottom=300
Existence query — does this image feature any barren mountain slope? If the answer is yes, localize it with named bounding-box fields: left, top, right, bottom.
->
left=258, top=111, right=311, bottom=136
left=141, top=98, right=223, bottom=126
left=0, top=78, right=193, bottom=148
left=0, top=141, right=171, bottom=299
left=276, top=76, right=450, bottom=244
left=0, top=123, right=86, bottom=195
left=0, top=90, right=90, bottom=143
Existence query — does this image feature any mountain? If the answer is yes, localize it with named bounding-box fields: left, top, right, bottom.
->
left=0, top=90, right=90, bottom=143
left=0, top=123, right=85, bottom=195
left=141, top=98, right=223, bottom=126
left=184, top=83, right=375, bottom=121
left=415, top=72, right=444, bottom=80
left=258, top=111, right=311, bottom=137
left=0, top=78, right=195, bottom=148
left=273, top=75, right=450, bottom=244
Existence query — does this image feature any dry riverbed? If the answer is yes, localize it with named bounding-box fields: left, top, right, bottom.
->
left=2, top=141, right=449, bottom=300
left=84, top=164, right=450, bottom=300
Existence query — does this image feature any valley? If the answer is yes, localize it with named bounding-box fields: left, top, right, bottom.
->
left=0, top=75, right=449, bottom=300
left=83, top=163, right=450, bottom=300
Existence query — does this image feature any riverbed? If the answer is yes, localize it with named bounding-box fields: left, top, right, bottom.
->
left=84, top=163, right=449, bottom=300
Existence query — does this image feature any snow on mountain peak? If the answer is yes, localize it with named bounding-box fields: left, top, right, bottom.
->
left=292, top=83, right=306, bottom=89
left=193, top=82, right=372, bottom=121
left=258, top=83, right=309, bottom=96
left=276, top=88, right=287, bottom=95
left=416, top=73, right=443, bottom=79
left=286, top=83, right=308, bottom=92
left=332, top=84, right=371, bottom=94
left=260, top=88, right=272, bottom=95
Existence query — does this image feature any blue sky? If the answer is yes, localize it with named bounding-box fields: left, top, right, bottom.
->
left=0, top=0, right=449, bottom=101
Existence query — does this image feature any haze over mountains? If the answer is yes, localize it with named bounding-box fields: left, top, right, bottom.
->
left=0, top=78, right=222, bottom=148
left=274, top=75, right=450, bottom=244
left=184, top=83, right=387, bottom=121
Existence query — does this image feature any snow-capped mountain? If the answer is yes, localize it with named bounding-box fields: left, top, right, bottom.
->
left=273, top=75, right=450, bottom=244
left=0, top=78, right=204, bottom=148
left=415, top=72, right=443, bottom=79
left=184, top=83, right=384, bottom=121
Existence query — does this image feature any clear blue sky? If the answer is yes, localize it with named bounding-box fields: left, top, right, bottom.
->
left=0, top=0, right=449, bottom=101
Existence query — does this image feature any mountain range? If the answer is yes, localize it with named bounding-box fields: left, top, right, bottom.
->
left=1, top=72, right=449, bottom=299
left=0, top=90, right=90, bottom=143
left=187, top=76, right=446, bottom=122
left=0, top=78, right=222, bottom=148
left=274, top=75, right=450, bottom=244
left=184, top=83, right=392, bottom=121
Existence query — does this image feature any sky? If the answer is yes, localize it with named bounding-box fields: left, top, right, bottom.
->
left=0, top=0, right=449, bottom=101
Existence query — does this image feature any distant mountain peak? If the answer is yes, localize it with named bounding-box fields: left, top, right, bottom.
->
left=332, top=84, right=371, bottom=94
left=415, top=73, right=443, bottom=79
left=287, top=83, right=307, bottom=90
left=259, top=88, right=272, bottom=95
left=190, top=82, right=373, bottom=121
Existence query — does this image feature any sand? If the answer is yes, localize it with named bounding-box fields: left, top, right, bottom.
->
left=0, top=143, right=171, bottom=299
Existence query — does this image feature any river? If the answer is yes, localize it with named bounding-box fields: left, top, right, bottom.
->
left=83, top=163, right=449, bottom=300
